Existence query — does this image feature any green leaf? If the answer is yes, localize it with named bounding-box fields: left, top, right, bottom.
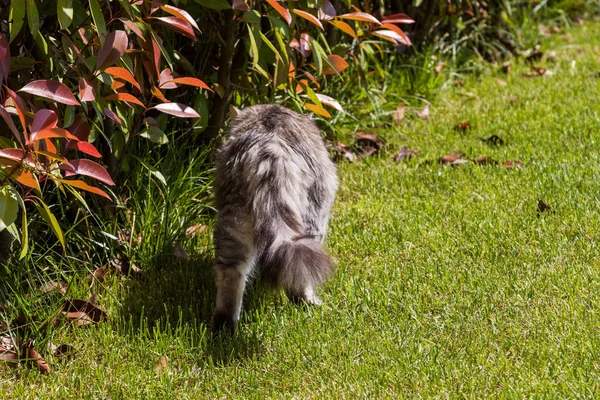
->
left=14, top=192, right=28, bottom=259
left=34, top=31, right=49, bottom=59
left=140, top=126, right=169, bottom=145
left=311, top=39, right=325, bottom=75
left=35, top=200, right=65, bottom=251
left=247, top=23, right=260, bottom=65
left=26, top=0, right=40, bottom=38
left=57, top=0, right=74, bottom=30
left=130, top=155, right=167, bottom=186
left=0, top=185, right=19, bottom=233
left=193, top=0, right=231, bottom=10
left=89, top=0, right=106, bottom=45
left=9, top=0, right=26, bottom=44
left=259, top=31, right=282, bottom=61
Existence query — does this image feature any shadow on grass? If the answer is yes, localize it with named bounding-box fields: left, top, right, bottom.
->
left=116, top=251, right=274, bottom=366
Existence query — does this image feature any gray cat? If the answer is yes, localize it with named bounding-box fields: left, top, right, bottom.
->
left=211, top=104, right=338, bottom=334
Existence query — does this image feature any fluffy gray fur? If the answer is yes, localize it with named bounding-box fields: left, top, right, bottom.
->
left=211, top=104, right=338, bottom=333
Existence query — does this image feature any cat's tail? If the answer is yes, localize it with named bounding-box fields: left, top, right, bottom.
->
left=250, top=163, right=333, bottom=300
left=260, top=235, right=333, bottom=300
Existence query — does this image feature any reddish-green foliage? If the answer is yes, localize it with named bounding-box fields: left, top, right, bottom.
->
left=0, top=0, right=414, bottom=257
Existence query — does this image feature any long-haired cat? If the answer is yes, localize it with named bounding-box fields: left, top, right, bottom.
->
left=211, top=104, right=338, bottom=333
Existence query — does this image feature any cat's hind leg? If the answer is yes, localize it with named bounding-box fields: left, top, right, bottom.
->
left=212, top=210, right=255, bottom=334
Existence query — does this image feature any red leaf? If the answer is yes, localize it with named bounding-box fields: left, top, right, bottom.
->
left=338, top=12, right=381, bottom=25
left=0, top=148, right=27, bottom=162
left=160, top=5, right=200, bottom=32
left=153, top=17, right=195, bottom=39
left=69, top=114, right=90, bottom=141
left=103, top=107, right=123, bottom=126
left=68, top=141, right=101, bottom=158
left=379, top=23, right=411, bottom=45
left=105, top=93, right=146, bottom=108
left=168, top=77, right=213, bottom=92
left=78, top=78, right=95, bottom=102
left=33, top=127, right=80, bottom=142
left=13, top=171, right=40, bottom=191
left=57, top=179, right=111, bottom=199
left=323, top=54, right=349, bottom=74
left=104, top=67, right=142, bottom=91
left=150, top=103, right=200, bottom=118
left=318, top=0, right=336, bottom=21
left=372, top=30, right=407, bottom=45
left=293, top=10, right=324, bottom=30
left=158, top=68, right=177, bottom=89
left=265, top=0, right=291, bottom=26
left=30, top=109, right=58, bottom=138
left=232, top=0, right=250, bottom=11
left=61, top=159, right=114, bottom=186
left=96, top=30, right=128, bottom=71
left=0, top=35, right=10, bottom=84
left=151, top=37, right=161, bottom=78
left=0, top=105, right=24, bottom=147
left=382, top=13, right=415, bottom=24
left=19, top=80, right=80, bottom=106
left=118, top=18, right=145, bottom=41
left=6, top=88, right=29, bottom=135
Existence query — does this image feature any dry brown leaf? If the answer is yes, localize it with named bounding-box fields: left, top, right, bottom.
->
left=393, top=104, right=406, bottom=125
left=471, top=157, right=498, bottom=165
left=417, top=104, right=430, bottom=120
left=440, top=152, right=465, bottom=164
left=25, top=345, right=50, bottom=374
left=502, top=62, right=511, bottom=74
left=154, top=356, right=169, bottom=373
left=329, top=142, right=358, bottom=162
left=40, top=281, right=67, bottom=295
left=62, top=299, right=107, bottom=324
left=394, top=146, right=419, bottom=162
left=0, top=345, right=19, bottom=369
left=537, top=199, right=552, bottom=214
left=496, top=79, right=507, bottom=87
left=503, top=160, right=523, bottom=169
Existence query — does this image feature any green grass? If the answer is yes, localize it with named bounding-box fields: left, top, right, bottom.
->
left=4, top=22, right=600, bottom=398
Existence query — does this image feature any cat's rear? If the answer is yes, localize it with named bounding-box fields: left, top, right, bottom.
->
left=212, top=104, right=338, bottom=333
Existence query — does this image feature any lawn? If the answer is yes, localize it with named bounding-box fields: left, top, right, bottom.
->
left=2, top=21, right=600, bottom=398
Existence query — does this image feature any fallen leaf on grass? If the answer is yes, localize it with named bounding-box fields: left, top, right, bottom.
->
left=502, top=62, right=511, bottom=74
left=522, top=67, right=551, bottom=77
left=62, top=299, right=107, bottom=325
left=434, top=62, right=445, bottom=74
left=439, top=152, right=465, bottom=164
left=0, top=345, right=19, bottom=369
left=393, top=104, right=406, bottom=125
left=88, top=264, right=110, bottom=285
left=537, top=199, right=552, bottom=214
left=588, top=72, right=600, bottom=78
left=472, top=156, right=498, bottom=165
left=417, top=104, right=430, bottom=120
left=40, top=281, right=67, bottom=295
left=454, top=121, right=471, bottom=131
left=496, top=79, right=507, bottom=87
left=154, top=356, right=169, bottom=373
left=329, top=142, right=358, bottom=162
left=502, top=160, right=523, bottom=169
left=355, top=132, right=385, bottom=157
left=174, top=244, right=190, bottom=263
left=394, top=146, right=419, bottom=162
left=482, top=134, right=505, bottom=146
left=25, top=344, right=50, bottom=374
left=453, top=80, right=465, bottom=87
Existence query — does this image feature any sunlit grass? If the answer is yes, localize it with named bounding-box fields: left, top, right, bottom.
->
left=3, top=22, right=600, bottom=398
